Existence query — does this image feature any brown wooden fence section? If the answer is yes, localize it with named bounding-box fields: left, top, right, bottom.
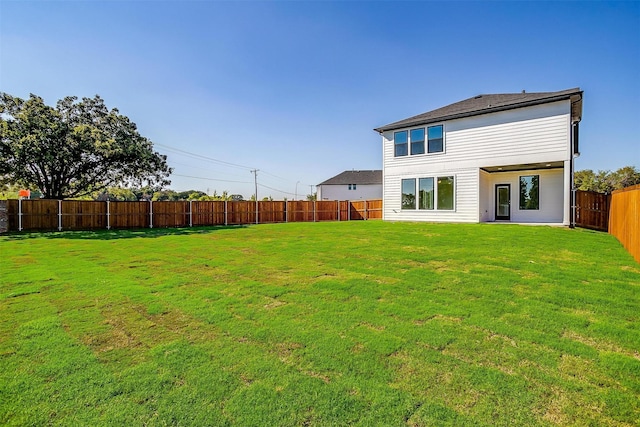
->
left=609, top=184, right=640, bottom=263
left=5, top=199, right=383, bottom=232
left=575, top=190, right=611, bottom=231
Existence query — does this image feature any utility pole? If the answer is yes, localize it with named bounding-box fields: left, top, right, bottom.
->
left=251, top=169, right=259, bottom=224
left=309, top=185, right=314, bottom=200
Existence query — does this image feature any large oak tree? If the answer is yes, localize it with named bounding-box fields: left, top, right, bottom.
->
left=0, top=93, right=171, bottom=199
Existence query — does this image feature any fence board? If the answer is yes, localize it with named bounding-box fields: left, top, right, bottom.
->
left=339, top=201, right=350, bottom=221
left=7, top=200, right=17, bottom=231
left=350, top=201, right=366, bottom=220
left=152, top=201, right=189, bottom=228
left=4, top=198, right=383, bottom=231
left=258, top=201, right=286, bottom=223
left=192, top=201, right=225, bottom=226
left=366, top=199, right=383, bottom=220
left=316, top=201, right=338, bottom=221
left=227, top=201, right=254, bottom=225
left=288, top=201, right=314, bottom=222
left=62, top=200, right=107, bottom=230
left=575, top=190, right=610, bottom=231
left=609, top=184, right=640, bottom=263
left=7, top=199, right=59, bottom=230
left=109, top=201, right=150, bottom=229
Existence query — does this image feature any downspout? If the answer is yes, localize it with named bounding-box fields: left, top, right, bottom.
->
left=570, top=131, right=575, bottom=229
left=570, top=97, right=582, bottom=229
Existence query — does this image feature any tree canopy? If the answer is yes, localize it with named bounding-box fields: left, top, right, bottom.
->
left=0, top=93, right=171, bottom=199
left=575, top=166, right=640, bottom=193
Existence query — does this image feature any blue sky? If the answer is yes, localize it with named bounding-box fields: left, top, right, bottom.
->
left=1, top=1, right=639, bottom=199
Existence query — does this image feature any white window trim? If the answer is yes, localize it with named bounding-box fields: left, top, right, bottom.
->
left=392, top=123, right=447, bottom=158
left=400, top=174, right=456, bottom=212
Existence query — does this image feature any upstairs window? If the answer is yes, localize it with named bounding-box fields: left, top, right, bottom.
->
left=428, top=125, right=444, bottom=153
left=410, top=128, right=425, bottom=155
left=394, top=131, right=408, bottom=157
left=519, top=175, right=539, bottom=210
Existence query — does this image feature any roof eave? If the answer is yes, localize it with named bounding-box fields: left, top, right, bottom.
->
left=373, top=90, right=583, bottom=133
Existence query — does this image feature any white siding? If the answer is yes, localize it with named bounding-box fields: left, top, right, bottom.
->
left=381, top=100, right=572, bottom=223
left=382, top=101, right=572, bottom=172
left=479, top=170, right=493, bottom=222
left=383, top=167, right=478, bottom=222
left=318, top=184, right=382, bottom=201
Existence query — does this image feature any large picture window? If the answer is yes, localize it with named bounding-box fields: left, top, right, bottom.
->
left=427, top=125, right=444, bottom=153
left=394, top=131, right=408, bottom=157
left=418, top=177, right=434, bottom=210
left=401, top=179, right=416, bottom=209
left=410, top=128, right=425, bottom=155
left=401, top=176, right=454, bottom=211
left=519, top=175, right=539, bottom=210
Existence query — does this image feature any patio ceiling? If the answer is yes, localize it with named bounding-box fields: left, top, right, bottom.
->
left=481, top=161, right=564, bottom=173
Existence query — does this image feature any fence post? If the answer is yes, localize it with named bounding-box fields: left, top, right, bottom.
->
left=348, top=200, right=351, bottom=221
left=285, top=201, right=288, bottom=223
left=149, top=200, right=153, bottom=228
left=0, top=200, right=7, bottom=234
left=337, top=201, right=340, bottom=221
left=58, top=200, right=63, bottom=231
left=364, top=200, right=368, bottom=220
left=106, top=200, right=111, bottom=230
left=18, top=198, right=23, bottom=231
left=224, top=200, right=228, bottom=226
left=189, top=200, right=193, bottom=227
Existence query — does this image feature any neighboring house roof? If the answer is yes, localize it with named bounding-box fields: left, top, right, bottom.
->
left=318, top=170, right=382, bottom=186
left=374, top=88, right=583, bottom=133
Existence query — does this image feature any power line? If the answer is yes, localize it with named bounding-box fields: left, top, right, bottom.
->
left=258, top=182, right=297, bottom=196
left=156, top=143, right=255, bottom=171
left=158, top=142, right=314, bottom=189
left=172, top=173, right=251, bottom=184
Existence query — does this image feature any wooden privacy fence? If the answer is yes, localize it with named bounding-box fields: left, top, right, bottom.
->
left=575, top=190, right=611, bottom=231
left=4, top=199, right=383, bottom=232
left=608, top=184, right=640, bottom=263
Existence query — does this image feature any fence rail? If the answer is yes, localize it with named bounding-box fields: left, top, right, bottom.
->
left=609, top=184, right=640, bottom=263
left=4, top=199, right=383, bottom=232
left=575, top=190, right=611, bottom=232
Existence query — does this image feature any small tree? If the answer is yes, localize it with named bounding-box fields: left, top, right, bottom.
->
left=575, top=166, right=640, bottom=193
left=0, top=93, right=171, bottom=199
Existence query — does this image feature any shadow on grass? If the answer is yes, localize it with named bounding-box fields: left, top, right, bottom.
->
left=1, top=225, right=248, bottom=241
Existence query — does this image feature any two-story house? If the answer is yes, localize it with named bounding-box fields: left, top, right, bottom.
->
left=317, top=170, right=382, bottom=201
left=374, top=88, right=583, bottom=225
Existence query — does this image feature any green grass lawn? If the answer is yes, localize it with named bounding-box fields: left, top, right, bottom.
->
left=1, top=222, right=639, bottom=426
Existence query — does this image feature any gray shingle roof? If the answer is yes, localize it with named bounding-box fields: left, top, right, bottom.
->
left=374, top=88, right=583, bottom=133
left=318, top=170, right=382, bottom=186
